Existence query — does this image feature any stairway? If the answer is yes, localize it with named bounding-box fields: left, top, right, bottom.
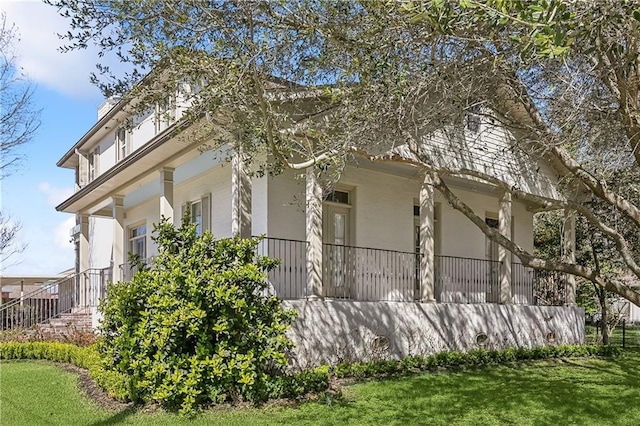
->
left=1, top=268, right=110, bottom=334
left=37, top=311, right=93, bottom=336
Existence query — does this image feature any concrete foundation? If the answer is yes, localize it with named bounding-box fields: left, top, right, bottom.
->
left=284, top=300, right=584, bottom=369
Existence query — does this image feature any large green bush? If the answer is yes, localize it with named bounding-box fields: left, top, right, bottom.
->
left=98, top=219, right=296, bottom=414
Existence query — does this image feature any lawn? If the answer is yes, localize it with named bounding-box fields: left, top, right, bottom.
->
left=2, top=351, right=640, bottom=426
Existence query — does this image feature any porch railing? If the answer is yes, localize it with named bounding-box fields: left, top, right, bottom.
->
left=256, top=237, right=308, bottom=299
left=0, top=267, right=111, bottom=331
left=119, top=257, right=153, bottom=281
left=323, top=243, right=419, bottom=301
left=112, top=236, right=563, bottom=306
left=435, top=255, right=500, bottom=304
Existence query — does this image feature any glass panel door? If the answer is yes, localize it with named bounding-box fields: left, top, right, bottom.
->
left=323, top=205, right=350, bottom=298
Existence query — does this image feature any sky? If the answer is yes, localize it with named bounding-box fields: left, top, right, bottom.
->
left=1, top=0, right=109, bottom=276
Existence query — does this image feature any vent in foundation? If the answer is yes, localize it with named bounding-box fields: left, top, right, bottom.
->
left=475, top=333, right=489, bottom=347
left=370, top=335, right=390, bottom=352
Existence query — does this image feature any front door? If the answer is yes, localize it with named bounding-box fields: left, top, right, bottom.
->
left=323, top=205, right=351, bottom=298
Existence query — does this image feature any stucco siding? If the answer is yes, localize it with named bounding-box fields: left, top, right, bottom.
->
left=285, top=300, right=585, bottom=369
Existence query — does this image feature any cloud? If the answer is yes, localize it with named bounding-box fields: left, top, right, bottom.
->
left=2, top=215, right=75, bottom=276
left=38, top=182, right=74, bottom=207
left=2, top=2, right=113, bottom=101
left=54, top=216, right=75, bottom=249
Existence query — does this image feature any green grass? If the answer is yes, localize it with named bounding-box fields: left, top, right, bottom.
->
left=585, top=324, right=640, bottom=347
left=2, top=352, right=640, bottom=425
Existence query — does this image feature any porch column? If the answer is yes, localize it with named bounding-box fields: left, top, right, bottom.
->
left=231, top=148, right=252, bottom=238
left=159, top=168, right=174, bottom=223
left=499, top=192, right=512, bottom=304
left=112, top=196, right=125, bottom=282
left=78, top=214, right=90, bottom=307
left=563, top=209, right=577, bottom=306
left=306, top=167, right=323, bottom=299
left=419, top=173, right=436, bottom=302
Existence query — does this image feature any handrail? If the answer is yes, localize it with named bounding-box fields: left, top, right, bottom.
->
left=0, top=273, right=75, bottom=312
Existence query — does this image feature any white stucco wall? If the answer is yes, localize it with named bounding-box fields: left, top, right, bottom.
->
left=285, top=300, right=585, bottom=369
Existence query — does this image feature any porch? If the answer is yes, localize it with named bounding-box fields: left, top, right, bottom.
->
left=256, top=237, right=567, bottom=306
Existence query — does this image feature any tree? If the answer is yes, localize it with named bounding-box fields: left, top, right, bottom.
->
left=47, top=0, right=640, bottom=306
left=99, top=219, right=296, bottom=414
left=0, top=13, right=40, bottom=263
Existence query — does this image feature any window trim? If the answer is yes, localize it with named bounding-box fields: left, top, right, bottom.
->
left=182, top=194, right=211, bottom=236
left=116, top=126, right=130, bottom=161
left=128, top=222, right=147, bottom=259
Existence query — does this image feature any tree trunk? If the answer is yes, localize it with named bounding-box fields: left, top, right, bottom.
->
left=599, top=288, right=610, bottom=345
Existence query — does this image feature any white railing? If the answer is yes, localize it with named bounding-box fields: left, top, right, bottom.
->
left=0, top=267, right=111, bottom=331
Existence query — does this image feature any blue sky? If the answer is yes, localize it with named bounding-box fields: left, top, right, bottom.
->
left=1, top=1, right=107, bottom=276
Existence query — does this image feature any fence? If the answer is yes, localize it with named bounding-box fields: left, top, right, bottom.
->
left=586, top=320, right=640, bottom=348
left=0, top=267, right=111, bottom=331
left=323, top=243, right=419, bottom=301
left=256, top=237, right=308, bottom=299
left=435, top=255, right=500, bottom=303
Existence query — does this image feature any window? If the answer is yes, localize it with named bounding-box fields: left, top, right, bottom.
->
left=88, top=147, right=99, bottom=182
left=155, top=96, right=176, bottom=133
left=128, top=224, right=147, bottom=259
left=190, top=200, right=203, bottom=236
left=116, top=127, right=129, bottom=161
left=324, top=190, right=350, bottom=204
left=466, top=105, right=481, bottom=133
left=183, top=194, right=210, bottom=236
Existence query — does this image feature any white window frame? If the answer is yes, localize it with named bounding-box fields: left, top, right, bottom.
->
left=183, top=194, right=211, bottom=236
left=88, top=146, right=100, bottom=182
left=466, top=105, right=481, bottom=133
left=128, top=223, right=147, bottom=260
left=116, top=126, right=130, bottom=161
left=155, top=96, right=176, bottom=134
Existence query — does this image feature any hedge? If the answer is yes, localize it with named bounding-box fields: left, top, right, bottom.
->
left=0, top=341, right=621, bottom=406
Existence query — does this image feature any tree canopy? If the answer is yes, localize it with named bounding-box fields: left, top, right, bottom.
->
left=48, top=0, right=640, bottom=306
left=0, top=12, right=40, bottom=263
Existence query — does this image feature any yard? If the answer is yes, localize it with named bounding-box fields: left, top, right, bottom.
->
left=2, top=350, right=640, bottom=425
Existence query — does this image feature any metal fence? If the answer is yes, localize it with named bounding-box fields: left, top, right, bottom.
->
left=0, top=267, right=111, bottom=331
left=435, top=255, right=500, bottom=303
left=256, top=237, right=308, bottom=299
left=323, top=243, right=419, bottom=301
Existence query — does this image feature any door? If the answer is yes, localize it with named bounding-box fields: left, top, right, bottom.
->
left=323, top=205, right=351, bottom=298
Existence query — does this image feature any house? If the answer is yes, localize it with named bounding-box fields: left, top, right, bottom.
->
left=48, top=83, right=584, bottom=366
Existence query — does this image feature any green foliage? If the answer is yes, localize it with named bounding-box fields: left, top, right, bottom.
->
left=332, top=344, right=621, bottom=379
left=98, top=218, right=298, bottom=414
left=0, top=341, right=130, bottom=401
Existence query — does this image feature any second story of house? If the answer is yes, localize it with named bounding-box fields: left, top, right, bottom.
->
left=56, top=84, right=194, bottom=191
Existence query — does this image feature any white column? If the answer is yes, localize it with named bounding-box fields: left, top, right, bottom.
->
left=159, top=168, right=174, bottom=223
left=564, top=209, right=577, bottom=306
left=306, top=167, right=323, bottom=299
left=231, top=149, right=252, bottom=238
left=78, top=214, right=90, bottom=308
left=420, top=173, right=436, bottom=302
left=499, top=192, right=512, bottom=304
left=112, top=196, right=125, bottom=281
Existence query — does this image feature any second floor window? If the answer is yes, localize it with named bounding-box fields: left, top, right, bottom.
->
left=88, top=147, right=99, bottom=182
left=116, top=127, right=129, bottom=161
left=466, top=105, right=481, bottom=133
left=155, top=97, right=176, bottom=134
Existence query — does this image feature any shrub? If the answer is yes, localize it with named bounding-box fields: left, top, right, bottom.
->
left=97, top=218, right=297, bottom=414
